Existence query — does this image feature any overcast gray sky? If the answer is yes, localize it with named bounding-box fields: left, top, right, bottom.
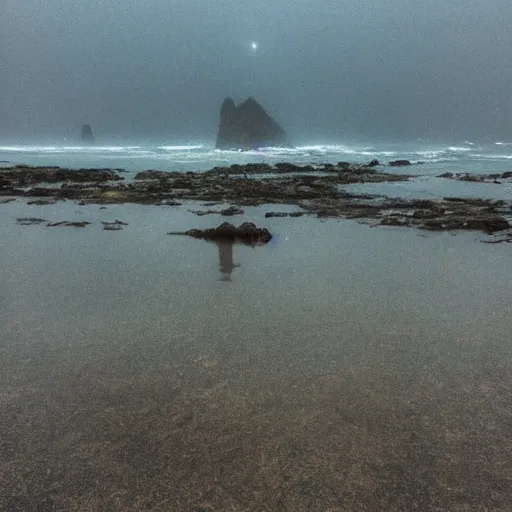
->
left=1, top=0, right=511, bottom=142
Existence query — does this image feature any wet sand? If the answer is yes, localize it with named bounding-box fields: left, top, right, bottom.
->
left=1, top=202, right=512, bottom=511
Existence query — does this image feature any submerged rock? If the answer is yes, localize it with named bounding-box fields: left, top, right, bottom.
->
left=27, top=199, right=58, bottom=205
left=265, top=211, right=305, bottom=218
left=438, top=171, right=512, bottom=183
left=189, top=206, right=244, bottom=216
left=215, top=97, right=289, bottom=150
left=47, top=221, right=91, bottom=227
left=16, top=217, right=47, bottom=225
left=168, top=222, right=272, bottom=244
left=102, top=219, right=128, bottom=231
left=220, top=206, right=244, bottom=216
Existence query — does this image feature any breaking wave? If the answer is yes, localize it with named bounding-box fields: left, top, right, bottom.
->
left=0, top=141, right=510, bottom=173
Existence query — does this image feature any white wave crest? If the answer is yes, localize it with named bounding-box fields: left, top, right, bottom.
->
left=447, top=147, right=472, bottom=152
left=470, top=153, right=512, bottom=160
left=158, top=145, right=205, bottom=151
left=0, top=145, right=143, bottom=153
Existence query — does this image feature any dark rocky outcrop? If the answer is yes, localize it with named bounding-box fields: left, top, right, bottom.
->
left=438, top=171, right=512, bottom=184
left=215, top=98, right=289, bottom=150
left=422, top=216, right=510, bottom=233
left=4, top=163, right=512, bottom=238
left=0, top=165, right=123, bottom=184
left=81, top=124, right=95, bottom=144
left=389, top=160, right=412, bottom=167
left=168, top=222, right=272, bottom=244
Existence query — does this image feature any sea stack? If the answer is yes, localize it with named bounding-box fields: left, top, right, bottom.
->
left=81, top=124, right=95, bottom=144
left=215, top=97, right=289, bottom=150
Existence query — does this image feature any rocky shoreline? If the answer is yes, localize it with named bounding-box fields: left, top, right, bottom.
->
left=1, top=163, right=511, bottom=238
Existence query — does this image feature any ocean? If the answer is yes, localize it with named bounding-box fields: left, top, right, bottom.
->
left=1, top=140, right=512, bottom=510
left=2, top=140, right=512, bottom=174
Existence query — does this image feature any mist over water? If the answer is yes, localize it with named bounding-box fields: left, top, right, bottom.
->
left=2, top=0, right=512, bottom=141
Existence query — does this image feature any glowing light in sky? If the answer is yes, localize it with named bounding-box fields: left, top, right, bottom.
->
left=251, top=41, right=258, bottom=51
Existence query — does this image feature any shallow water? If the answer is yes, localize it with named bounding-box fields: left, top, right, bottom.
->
left=1, top=202, right=512, bottom=510
left=346, top=175, right=512, bottom=201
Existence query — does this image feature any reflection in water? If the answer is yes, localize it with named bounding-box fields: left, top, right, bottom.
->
left=217, top=240, right=240, bottom=281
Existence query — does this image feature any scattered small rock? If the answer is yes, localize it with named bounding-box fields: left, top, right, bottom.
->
left=46, top=221, right=91, bottom=227
left=438, top=171, right=512, bottom=183
left=101, top=219, right=128, bottom=231
left=389, top=160, right=412, bottom=167
left=161, top=199, right=182, bottom=206
left=220, top=206, right=244, bottom=216
left=17, top=217, right=47, bottom=225
left=27, top=199, right=57, bottom=205
left=265, top=211, right=305, bottom=218
left=189, top=206, right=244, bottom=216
left=5, top=163, right=512, bottom=239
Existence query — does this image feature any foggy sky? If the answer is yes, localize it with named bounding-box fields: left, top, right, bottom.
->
left=1, top=0, right=511, bottom=142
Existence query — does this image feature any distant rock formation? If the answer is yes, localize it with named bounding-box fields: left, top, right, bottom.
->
left=81, top=124, right=94, bottom=144
left=215, top=97, right=289, bottom=150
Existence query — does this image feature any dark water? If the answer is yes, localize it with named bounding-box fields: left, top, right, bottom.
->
left=1, top=201, right=512, bottom=510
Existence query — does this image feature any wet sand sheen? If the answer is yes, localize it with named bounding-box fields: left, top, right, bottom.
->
left=1, top=203, right=512, bottom=511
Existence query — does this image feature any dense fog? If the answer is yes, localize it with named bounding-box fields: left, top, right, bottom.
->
left=1, top=0, right=511, bottom=142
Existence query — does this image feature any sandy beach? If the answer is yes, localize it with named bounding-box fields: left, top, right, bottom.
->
left=1, top=195, right=512, bottom=510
